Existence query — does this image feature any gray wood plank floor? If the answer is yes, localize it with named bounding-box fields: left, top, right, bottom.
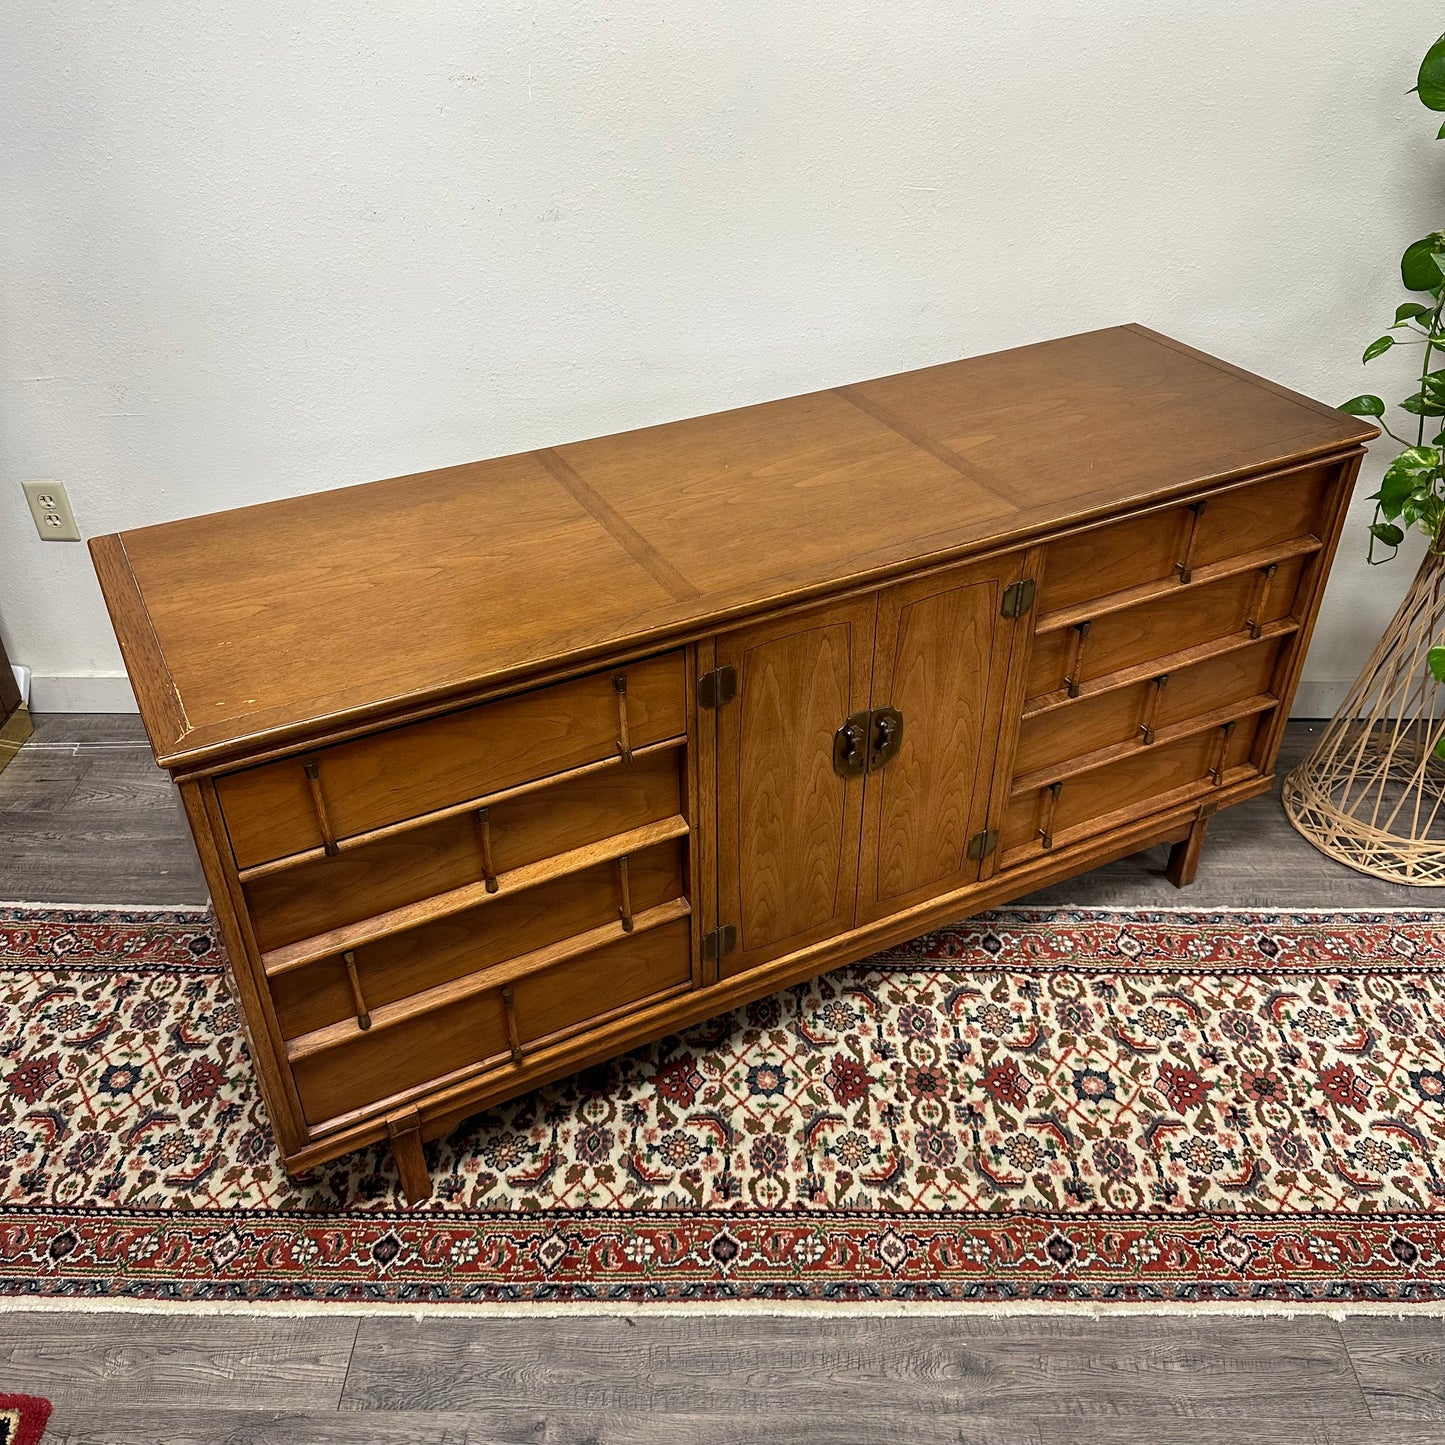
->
left=2, top=714, right=1443, bottom=1445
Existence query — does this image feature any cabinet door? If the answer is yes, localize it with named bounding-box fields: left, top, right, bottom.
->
left=856, top=554, right=1024, bottom=924
left=714, top=596, right=877, bottom=978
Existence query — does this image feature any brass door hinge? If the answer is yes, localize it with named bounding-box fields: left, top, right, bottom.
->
left=1001, top=578, right=1036, bottom=619
left=698, top=665, right=737, bottom=710
left=702, top=924, right=737, bottom=961
left=966, top=827, right=1000, bottom=861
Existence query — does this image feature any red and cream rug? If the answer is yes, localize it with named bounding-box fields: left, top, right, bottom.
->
left=2, top=904, right=1445, bottom=1305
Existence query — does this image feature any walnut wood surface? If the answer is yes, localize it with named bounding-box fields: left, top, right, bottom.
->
left=86, top=327, right=1374, bottom=1190
left=91, top=325, right=1374, bottom=771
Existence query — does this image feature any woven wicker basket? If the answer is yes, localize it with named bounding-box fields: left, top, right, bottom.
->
left=1284, top=546, right=1445, bottom=883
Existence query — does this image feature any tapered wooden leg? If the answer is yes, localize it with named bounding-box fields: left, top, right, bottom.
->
left=1166, top=810, right=1211, bottom=889
left=386, top=1107, right=432, bottom=1204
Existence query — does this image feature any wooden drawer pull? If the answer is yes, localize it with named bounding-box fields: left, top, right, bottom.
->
left=301, top=760, right=341, bottom=857
left=616, top=852, right=634, bottom=932
left=1244, top=562, right=1279, bottom=640
left=474, top=807, right=499, bottom=893
left=501, top=984, right=523, bottom=1065
left=342, top=948, right=372, bottom=1031
left=1062, top=620, right=1092, bottom=699
left=1139, top=674, right=1169, bottom=746
left=1210, top=720, right=1237, bottom=785
left=1038, top=779, right=1064, bottom=850
left=614, top=673, right=633, bottom=764
left=1175, top=499, right=1208, bottom=584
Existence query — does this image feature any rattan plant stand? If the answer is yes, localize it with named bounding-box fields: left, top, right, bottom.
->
left=1284, top=547, right=1445, bottom=884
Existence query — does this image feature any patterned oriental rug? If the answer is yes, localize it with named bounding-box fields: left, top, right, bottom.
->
left=2, top=905, right=1445, bottom=1307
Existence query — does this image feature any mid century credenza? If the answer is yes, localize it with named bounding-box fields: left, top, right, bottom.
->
left=91, top=325, right=1377, bottom=1201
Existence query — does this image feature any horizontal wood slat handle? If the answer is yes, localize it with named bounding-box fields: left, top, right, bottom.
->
left=262, top=813, right=690, bottom=976
left=237, top=736, right=686, bottom=883
left=284, top=896, right=692, bottom=1062
left=1035, top=535, right=1321, bottom=637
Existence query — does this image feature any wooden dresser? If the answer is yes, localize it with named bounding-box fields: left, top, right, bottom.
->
left=91, top=326, right=1376, bottom=1201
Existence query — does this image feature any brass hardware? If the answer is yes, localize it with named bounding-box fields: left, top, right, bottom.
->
left=1175, top=499, right=1208, bottom=584
left=1244, top=562, right=1279, bottom=641
left=475, top=807, right=499, bottom=893
left=1001, top=578, right=1036, bottom=619
left=501, top=984, right=523, bottom=1065
left=1063, top=620, right=1092, bottom=699
left=1139, top=674, right=1169, bottom=746
left=301, top=760, right=341, bottom=857
left=703, top=924, right=738, bottom=961
left=966, top=827, right=1000, bottom=861
left=616, top=853, right=634, bottom=932
left=697, top=665, right=738, bottom=709
left=868, top=707, right=904, bottom=773
left=341, top=949, right=372, bottom=1031
left=613, top=673, right=633, bottom=763
left=1038, top=779, right=1064, bottom=850
left=1209, top=720, right=1237, bottom=785
left=833, top=711, right=871, bottom=777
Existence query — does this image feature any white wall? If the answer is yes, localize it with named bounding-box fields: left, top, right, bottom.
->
left=1, top=0, right=1439, bottom=713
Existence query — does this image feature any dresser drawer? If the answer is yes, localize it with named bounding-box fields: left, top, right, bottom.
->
left=270, top=837, right=687, bottom=1041
left=245, top=746, right=683, bottom=958
left=1025, top=556, right=1303, bottom=706
left=290, top=915, right=693, bottom=1128
left=1000, top=713, right=1263, bottom=865
left=1037, top=462, right=1335, bottom=615
left=217, top=650, right=687, bottom=869
left=1013, top=636, right=1284, bottom=781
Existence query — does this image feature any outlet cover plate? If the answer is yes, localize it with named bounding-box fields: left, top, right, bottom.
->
left=22, top=481, right=80, bottom=541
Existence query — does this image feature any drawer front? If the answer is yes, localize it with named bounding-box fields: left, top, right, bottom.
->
left=1025, top=556, right=1303, bottom=706
left=290, top=917, right=692, bottom=1127
left=1013, top=637, right=1284, bottom=781
left=245, top=747, right=683, bottom=955
left=217, top=650, right=687, bottom=869
left=270, top=838, right=686, bottom=1041
left=1000, top=714, right=1262, bottom=865
left=1037, top=463, right=1335, bottom=614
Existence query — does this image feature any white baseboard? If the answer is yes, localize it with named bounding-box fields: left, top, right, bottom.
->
left=10, top=665, right=29, bottom=708
left=28, top=672, right=138, bottom=713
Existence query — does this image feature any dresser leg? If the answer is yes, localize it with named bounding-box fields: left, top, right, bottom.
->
left=1166, top=812, right=1210, bottom=889
left=386, top=1107, right=433, bottom=1204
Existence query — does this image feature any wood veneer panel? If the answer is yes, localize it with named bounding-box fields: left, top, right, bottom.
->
left=856, top=554, right=1021, bottom=922
left=94, top=328, right=1375, bottom=771
left=715, top=595, right=876, bottom=978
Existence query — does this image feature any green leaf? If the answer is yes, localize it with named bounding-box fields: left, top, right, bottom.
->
left=1388, top=444, right=1440, bottom=473
left=1430, top=646, right=1445, bottom=685
left=1438, top=117, right=1445, bottom=138
left=1364, top=335, right=1396, bottom=362
left=1403, top=234, right=1445, bottom=290
left=1339, top=394, right=1385, bottom=416
left=1401, top=392, right=1445, bottom=416
left=1371, top=521, right=1406, bottom=547
left=1397, top=302, right=1433, bottom=324
left=1379, top=447, right=1442, bottom=518
left=1420, top=33, right=1445, bottom=110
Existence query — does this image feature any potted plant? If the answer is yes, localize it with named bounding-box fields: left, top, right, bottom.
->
left=1283, top=31, right=1445, bottom=882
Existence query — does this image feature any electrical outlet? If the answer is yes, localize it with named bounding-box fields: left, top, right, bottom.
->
left=21, top=481, right=80, bottom=541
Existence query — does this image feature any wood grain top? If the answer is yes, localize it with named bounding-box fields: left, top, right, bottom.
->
left=92, top=324, right=1375, bottom=770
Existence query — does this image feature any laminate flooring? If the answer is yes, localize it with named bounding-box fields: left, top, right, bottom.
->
left=2, top=714, right=1443, bottom=1445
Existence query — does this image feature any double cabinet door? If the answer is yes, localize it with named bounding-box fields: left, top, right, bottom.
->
left=711, top=550, right=1027, bottom=979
